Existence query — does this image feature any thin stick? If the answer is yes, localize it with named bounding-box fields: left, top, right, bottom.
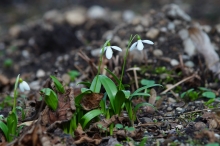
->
left=160, top=73, right=197, bottom=94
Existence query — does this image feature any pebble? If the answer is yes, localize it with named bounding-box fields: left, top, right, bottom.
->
left=202, top=25, right=212, bottom=33
left=176, top=107, right=184, bottom=112
left=91, top=48, right=101, bottom=57
left=160, top=27, right=167, bottom=33
left=167, top=22, right=175, bottom=31
left=185, top=61, right=194, bottom=68
left=140, top=117, right=153, bottom=123
left=122, top=10, right=135, bottom=23
left=170, top=59, right=179, bottom=66
left=87, top=5, right=106, bottom=19
left=168, top=97, right=177, bottom=103
left=0, top=42, right=5, bottom=50
left=65, top=8, right=86, bottom=26
left=176, top=125, right=183, bottom=130
left=134, top=25, right=144, bottom=32
left=183, top=38, right=196, bottom=57
left=9, top=25, right=23, bottom=38
left=178, top=29, right=189, bottom=40
left=167, top=106, right=173, bottom=112
left=160, top=73, right=168, bottom=79
left=29, top=80, right=41, bottom=90
left=36, top=69, right=46, bottom=78
left=153, top=49, right=163, bottom=57
left=146, top=28, right=160, bottom=39
left=43, top=9, right=64, bottom=24
left=62, top=73, right=71, bottom=84
left=22, top=50, right=29, bottom=58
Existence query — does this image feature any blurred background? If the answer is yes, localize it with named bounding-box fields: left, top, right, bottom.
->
left=0, top=0, right=220, bottom=31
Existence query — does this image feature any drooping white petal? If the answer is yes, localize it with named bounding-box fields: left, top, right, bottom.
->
left=100, top=47, right=107, bottom=54
left=19, top=83, right=24, bottom=92
left=111, top=46, right=122, bottom=52
left=129, top=42, right=138, bottom=51
left=137, top=40, right=144, bottom=50
left=142, top=40, right=154, bottom=45
left=106, top=47, right=113, bottom=59
left=22, top=81, right=30, bottom=91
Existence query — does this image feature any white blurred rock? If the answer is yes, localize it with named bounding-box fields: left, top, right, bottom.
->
left=146, top=28, right=160, bottom=39
left=91, top=48, right=101, bottom=57
left=22, top=50, right=29, bottom=58
left=134, top=25, right=144, bottom=32
left=215, top=24, right=220, bottom=34
left=170, top=59, right=179, bottom=66
left=167, top=22, right=175, bottom=31
left=153, top=49, right=163, bottom=57
left=43, top=9, right=64, bottom=24
left=36, top=69, right=46, bottom=78
left=29, top=81, right=41, bottom=90
left=65, top=8, right=86, bottom=26
left=183, top=38, right=196, bottom=57
left=178, top=29, right=189, bottom=40
left=9, top=25, right=23, bottom=38
left=122, top=10, right=135, bottom=23
left=87, top=5, right=107, bottom=19
left=185, top=61, right=194, bottom=68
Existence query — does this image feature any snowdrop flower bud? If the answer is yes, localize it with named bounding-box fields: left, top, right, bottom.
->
left=19, top=78, right=30, bottom=92
left=100, top=42, right=122, bottom=59
left=130, top=35, right=154, bottom=51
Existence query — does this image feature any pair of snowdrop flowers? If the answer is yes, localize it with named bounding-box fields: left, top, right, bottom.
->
left=19, top=78, right=30, bottom=92
left=100, top=36, right=154, bottom=59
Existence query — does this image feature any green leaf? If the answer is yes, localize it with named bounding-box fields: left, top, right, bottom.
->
left=130, top=93, right=150, bottom=97
left=122, top=90, right=130, bottom=99
left=134, top=102, right=155, bottom=113
left=205, top=143, right=219, bottom=146
left=202, top=91, right=216, bottom=99
left=125, top=126, right=135, bottom=132
left=114, top=91, right=126, bottom=115
left=0, top=121, right=9, bottom=141
left=77, top=81, right=91, bottom=88
left=41, top=88, right=58, bottom=111
left=130, top=84, right=162, bottom=99
left=204, top=98, right=215, bottom=106
left=68, top=70, right=79, bottom=81
left=105, top=68, right=124, bottom=90
left=139, top=137, right=148, bottom=146
left=7, top=111, right=17, bottom=141
left=198, top=87, right=211, bottom=91
left=81, top=88, right=92, bottom=93
left=80, top=109, right=102, bottom=128
left=125, top=99, right=134, bottom=121
left=99, top=75, right=118, bottom=112
left=50, top=75, right=65, bottom=93
left=140, top=79, right=155, bottom=86
left=115, top=124, right=123, bottom=129
left=90, top=75, right=101, bottom=93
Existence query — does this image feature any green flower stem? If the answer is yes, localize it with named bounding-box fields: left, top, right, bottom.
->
left=13, top=74, right=20, bottom=113
left=94, top=40, right=110, bottom=92
left=119, top=35, right=137, bottom=90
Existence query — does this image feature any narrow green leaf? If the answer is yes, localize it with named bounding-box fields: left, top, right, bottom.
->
left=134, top=102, right=155, bottom=113
left=0, top=121, right=9, bottom=141
left=125, top=126, right=135, bottom=132
left=80, top=109, right=102, bottom=128
left=139, top=137, right=148, bottom=146
left=115, top=124, right=123, bottom=129
left=140, top=79, right=155, bottom=86
left=90, top=75, right=101, bottom=93
left=202, top=91, right=216, bottom=99
left=130, top=93, right=150, bottom=98
left=77, top=81, right=91, bottom=88
left=7, top=111, right=17, bottom=141
left=125, top=99, right=134, bottom=121
left=81, top=88, right=92, bottom=93
left=105, top=68, right=124, bottom=90
left=99, top=75, right=118, bottom=112
left=115, top=91, right=125, bottom=115
left=41, top=88, right=58, bottom=111
left=198, top=87, right=210, bottom=91
left=122, top=90, right=130, bottom=99
left=50, top=75, right=65, bottom=93
left=131, top=84, right=162, bottom=99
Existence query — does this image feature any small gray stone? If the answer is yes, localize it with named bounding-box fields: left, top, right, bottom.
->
left=176, top=107, right=184, bottom=112
left=178, top=29, right=189, bottom=40
left=43, top=9, right=64, bottom=24
left=62, top=73, right=71, bottom=84
left=65, top=8, right=86, bottom=26
left=29, top=81, right=41, bottom=90
left=215, top=24, right=220, bottom=34
left=170, top=59, right=179, bottom=66
left=91, top=48, right=101, bottom=57
left=87, top=5, right=106, bottom=19
left=168, top=97, right=176, bottom=103
left=122, top=10, right=135, bottom=23
left=185, top=61, right=194, bottom=68
left=134, top=25, right=144, bottom=32
left=146, top=28, right=160, bottom=39
left=153, top=49, right=163, bottom=57
left=167, top=22, right=175, bottom=30
left=167, top=106, right=173, bottom=111
left=183, top=38, right=196, bottom=57
left=22, top=50, right=29, bottom=58
left=36, top=69, right=46, bottom=78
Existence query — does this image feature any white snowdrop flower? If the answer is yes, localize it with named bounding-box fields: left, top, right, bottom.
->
left=130, top=36, right=154, bottom=51
left=100, top=45, right=122, bottom=59
left=19, top=79, right=30, bottom=92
